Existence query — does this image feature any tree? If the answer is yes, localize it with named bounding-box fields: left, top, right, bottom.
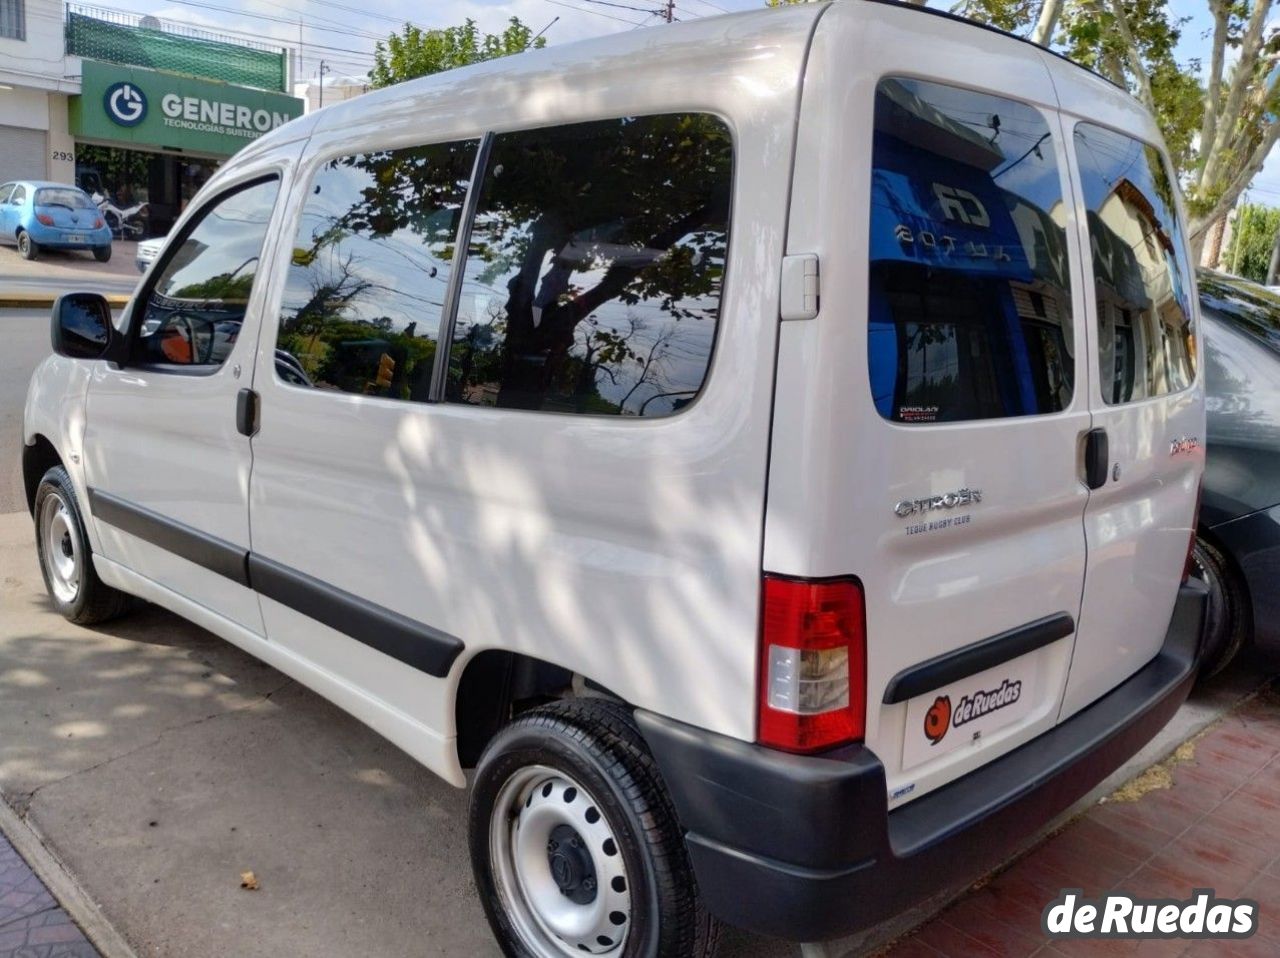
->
left=955, top=0, right=1280, bottom=259
left=1222, top=202, right=1280, bottom=283
left=369, top=17, right=545, bottom=88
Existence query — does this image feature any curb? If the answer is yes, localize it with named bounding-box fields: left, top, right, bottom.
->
left=0, top=795, right=139, bottom=958
left=0, top=293, right=131, bottom=309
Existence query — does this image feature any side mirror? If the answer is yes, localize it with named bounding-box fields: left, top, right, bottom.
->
left=51, top=292, right=117, bottom=360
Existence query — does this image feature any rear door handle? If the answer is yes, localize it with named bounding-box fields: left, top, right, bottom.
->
left=236, top=388, right=260, bottom=437
left=1083, top=427, right=1108, bottom=490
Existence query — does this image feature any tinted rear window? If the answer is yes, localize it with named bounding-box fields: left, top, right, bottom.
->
left=868, top=78, right=1074, bottom=424
left=1074, top=124, right=1196, bottom=404
left=35, top=188, right=94, bottom=209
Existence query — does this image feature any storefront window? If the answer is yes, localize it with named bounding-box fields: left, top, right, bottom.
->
left=75, top=144, right=219, bottom=241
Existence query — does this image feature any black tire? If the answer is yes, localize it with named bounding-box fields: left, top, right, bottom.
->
left=93, top=244, right=112, bottom=263
left=1189, top=537, right=1250, bottom=680
left=470, top=699, right=719, bottom=958
left=17, top=230, right=37, bottom=261
left=33, top=466, right=132, bottom=626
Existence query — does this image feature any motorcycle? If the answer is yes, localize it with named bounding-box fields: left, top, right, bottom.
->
left=93, top=193, right=148, bottom=241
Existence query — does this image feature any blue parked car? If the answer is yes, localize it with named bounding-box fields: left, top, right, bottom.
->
left=0, top=181, right=113, bottom=262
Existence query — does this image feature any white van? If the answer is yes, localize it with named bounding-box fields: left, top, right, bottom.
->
left=23, top=2, right=1206, bottom=954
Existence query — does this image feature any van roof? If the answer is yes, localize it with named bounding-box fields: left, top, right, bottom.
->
left=254, top=0, right=1134, bottom=160
left=862, top=0, right=1121, bottom=90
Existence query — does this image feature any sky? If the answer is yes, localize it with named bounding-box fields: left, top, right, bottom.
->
left=114, top=0, right=1280, bottom=203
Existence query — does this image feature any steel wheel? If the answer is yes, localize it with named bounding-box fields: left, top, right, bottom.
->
left=489, top=764, right=632, bottom=956
left=39, top=491, right=81, bottom=605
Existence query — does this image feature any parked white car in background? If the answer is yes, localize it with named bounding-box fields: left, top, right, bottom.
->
left=134, top=235, right=165, bottom=274
left=23, top=2, right=1206, bottom=954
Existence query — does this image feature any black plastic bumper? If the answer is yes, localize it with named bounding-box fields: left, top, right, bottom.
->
left=635, top=582, right=1207, bottom=942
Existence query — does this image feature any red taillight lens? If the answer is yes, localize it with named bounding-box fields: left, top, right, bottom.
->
left=93, top=217, right=104, bottom=229
left=36, top=213, right=54, bottom=226
left=757, top=574, right=866, bottom=753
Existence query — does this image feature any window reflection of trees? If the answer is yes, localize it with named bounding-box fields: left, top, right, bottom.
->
left=447, top=114, right=732, bottom=416
left=1076, top=126, right=1196, bottom=404
left=276, top=141, right=478, bottom=401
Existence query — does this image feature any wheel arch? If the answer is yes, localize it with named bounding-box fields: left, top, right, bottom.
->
left=1195, top=521, right=1255, bottom=637
left=22, top=435, right=63, bottom=516
left=453, top=649, right=629, bottom=769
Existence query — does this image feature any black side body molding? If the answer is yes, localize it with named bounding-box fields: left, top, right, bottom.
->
left=88, top=488, right=249, bottom=586
left=88, top=489, right=464, bottom=678
left=248, top=554, right=463, bottom=678
left=882, top=611, right=1075, bottom=704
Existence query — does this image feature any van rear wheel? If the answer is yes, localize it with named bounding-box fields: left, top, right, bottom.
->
left=469, top=700, right=718, bottom=958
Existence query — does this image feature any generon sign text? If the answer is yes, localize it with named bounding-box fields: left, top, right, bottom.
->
left=160, top=95, right=293, bottom=140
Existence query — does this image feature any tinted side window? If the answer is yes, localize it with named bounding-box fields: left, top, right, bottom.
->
left=1074, top=124, right=1196, bottom=404
left=446, top=114, right=732, bottom=416
left=0, top=184, right=13, bottom=204
left=136, top=177, right=280, bottom=368
left=276, top=140, right=479, bottom=397
left=868, top=79, right=1074, bottom=424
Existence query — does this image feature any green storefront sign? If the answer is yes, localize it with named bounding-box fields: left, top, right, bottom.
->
left=70, top=60, right=304, bottom=158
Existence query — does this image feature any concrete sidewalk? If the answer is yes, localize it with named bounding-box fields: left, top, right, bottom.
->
left=0, top=506, right=1272, bottom=958
left=879, top=683, right=1280, bottom=958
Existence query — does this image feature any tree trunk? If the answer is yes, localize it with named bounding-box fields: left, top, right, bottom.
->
left=1030, top=0, right=1064, bottom=45
left=1201, top=216, right=1227, bottom=270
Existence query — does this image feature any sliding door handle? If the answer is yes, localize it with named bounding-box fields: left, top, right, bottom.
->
left=236, top=388, right=260, bottom=437
left=1083, top=427, right=1108, bottom=490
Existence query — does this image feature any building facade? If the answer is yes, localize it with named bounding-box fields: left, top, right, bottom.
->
left=1, top=2, right=303, bottom=239
left=0, top=0, right=79, bottom=184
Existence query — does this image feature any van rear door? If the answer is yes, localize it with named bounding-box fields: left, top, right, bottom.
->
left=766, top=2, right=1094, bottom=805
left=1053, top=90, right=1204, bottom=718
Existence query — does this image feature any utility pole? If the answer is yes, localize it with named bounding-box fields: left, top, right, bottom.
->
left=1232, top=192, right=1250, bottom=276
left=664, top=0, right=674, bottom=21
left=317, top=59, right=330, bottom=110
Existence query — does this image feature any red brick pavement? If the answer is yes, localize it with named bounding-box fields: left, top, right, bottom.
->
left=878, top=687, right=1280, bottom=958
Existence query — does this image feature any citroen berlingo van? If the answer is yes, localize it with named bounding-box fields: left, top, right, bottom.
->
left=23, top=1, right=1206, bottom=954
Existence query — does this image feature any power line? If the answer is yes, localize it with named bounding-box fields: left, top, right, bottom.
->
left=544, top=0, right=649, bottom=26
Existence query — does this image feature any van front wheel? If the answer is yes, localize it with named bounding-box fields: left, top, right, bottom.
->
left=470, top=701, right=718, bottom=958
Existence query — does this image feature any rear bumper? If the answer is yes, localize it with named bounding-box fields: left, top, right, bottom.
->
left=635, top=581, right=1207, bottom=942
left=28, top=225, right=111, bottom=247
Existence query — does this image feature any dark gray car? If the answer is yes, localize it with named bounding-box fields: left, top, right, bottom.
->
left=1193, top=268, right=1280, bottom=674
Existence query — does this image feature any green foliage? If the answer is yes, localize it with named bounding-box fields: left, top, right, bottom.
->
left=369, top=17, right=545, bottom=88
left=954, top=0, right=1204, bottom=181
left=1222, top=203, right=1280, bottom=283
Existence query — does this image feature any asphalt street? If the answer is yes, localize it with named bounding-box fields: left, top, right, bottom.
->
left=1, top=309, right=52, bottom=513
left=0, top=275, right=138, bottom=298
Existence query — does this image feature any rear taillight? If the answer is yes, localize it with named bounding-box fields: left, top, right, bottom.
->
left=1183, top=479, right=1203, bottom=584
left=93, top=217, right=104, bottom=229
left=757, top=574, right=866, bottom=753
left=36, top=213, right=54, bottom=226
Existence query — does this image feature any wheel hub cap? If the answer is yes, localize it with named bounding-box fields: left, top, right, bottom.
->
left=39, top=494, right=80, bottom=605
left=491, top=766, right=632, bottom=956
